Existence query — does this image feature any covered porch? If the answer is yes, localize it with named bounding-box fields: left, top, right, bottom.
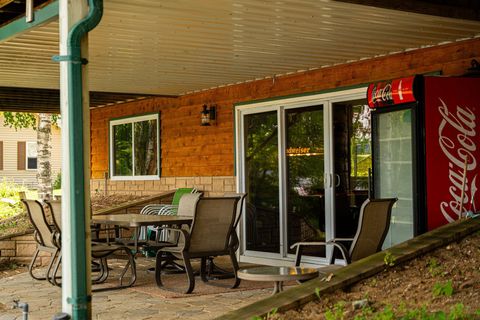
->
left=1, top=0, right=479, bottom=318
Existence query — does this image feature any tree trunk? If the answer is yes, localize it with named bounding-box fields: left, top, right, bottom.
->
left=37, top=113, right=52, bottom=200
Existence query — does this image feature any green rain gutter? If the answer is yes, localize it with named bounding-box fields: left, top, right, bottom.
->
left=53, top=0, right=103, bottom=318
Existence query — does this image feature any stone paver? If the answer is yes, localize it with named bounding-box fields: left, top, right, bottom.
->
left=0, top=258, right=271, bottom=320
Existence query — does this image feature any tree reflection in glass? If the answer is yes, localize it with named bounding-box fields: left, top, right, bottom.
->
left=113, top=123, right=133, bottom=176
left=134, top=120, right=158, bottom=176
left=244, top=111, right=280, bottom=253
left=286, top=106, right=325, bottom=257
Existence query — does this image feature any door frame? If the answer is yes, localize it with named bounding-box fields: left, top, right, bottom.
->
left=235, top=87, right=367, bottom=266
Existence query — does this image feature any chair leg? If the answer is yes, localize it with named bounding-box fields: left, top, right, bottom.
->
left=93, top=258, right=109, bottom=284
left=51, top=253, right=62, bottom=287
left=45, top=250, right=60, bottom=286
left=229, top=249, right=241, bottom=289
left=91, top=258, right=103, bottom=282
left=99, top=258, right=110, bottom=283
left=155, top=250, right=166, bottom=288
left=119, top=248, right=136, bottom=287
left=182, top=252, right=195, bottom=294
left=200, top=257, right=208, bottom=283
left=29, top=248, right=47, bottom=281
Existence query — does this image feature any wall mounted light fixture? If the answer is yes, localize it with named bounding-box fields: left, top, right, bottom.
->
left=201, top=104, right=216, bottom=126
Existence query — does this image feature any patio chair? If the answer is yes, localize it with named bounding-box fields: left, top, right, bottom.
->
left=291, top=198, right=397, bottom=270
left=155, top=196, right=240, bottom=294
left=205, top=192, right=247, bottom=279
left=21, top=199, right=61, bottom=284
left=44, top=199, right=137, bottom=290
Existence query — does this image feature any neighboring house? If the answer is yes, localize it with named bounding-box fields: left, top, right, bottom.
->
left=0, top=115, right=62, bottom=189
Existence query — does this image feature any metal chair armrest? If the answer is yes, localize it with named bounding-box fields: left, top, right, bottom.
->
left=157, top=227, right=190, bottom=250
left=291, top=241, right=350, bottom=266
left=331, top=238, right=354, bottom=242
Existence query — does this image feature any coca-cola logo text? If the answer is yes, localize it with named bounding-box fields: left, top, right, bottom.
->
left=371, top=83, right=393, bottom=104
left=438, top=98, right=478, bottom=222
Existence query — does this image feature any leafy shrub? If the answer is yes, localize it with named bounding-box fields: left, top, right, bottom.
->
left=384, top=251, right=396, bottom=267
left=325, top=301, right=346, bottom=320
left=427, top=258, right=443, bottom=277
left=0, top=179, right=28, bottom=219
left=432, top=280, right=454, bottom=297
left=53, top=172, right=62, bottom=190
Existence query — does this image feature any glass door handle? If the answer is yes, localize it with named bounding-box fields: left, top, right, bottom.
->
left=335, top=174, right=341, bottom=187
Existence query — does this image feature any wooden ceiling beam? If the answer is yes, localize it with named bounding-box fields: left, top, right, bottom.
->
left=0, top=86, right=174, bottom=113
left=332, top=0, right=480, bottom=21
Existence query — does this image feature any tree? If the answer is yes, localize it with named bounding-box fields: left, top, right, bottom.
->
left=1, top=112, right=59, bottom=200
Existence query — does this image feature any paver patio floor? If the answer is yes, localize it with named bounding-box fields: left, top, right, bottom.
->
left=0, top=257, right=272, bottom=320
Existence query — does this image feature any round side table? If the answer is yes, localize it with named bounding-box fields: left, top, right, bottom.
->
left=237, top=266, right=319, bottom=295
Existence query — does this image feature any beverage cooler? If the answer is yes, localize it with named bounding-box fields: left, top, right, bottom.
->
left=367, top=75, right=480, bottom=248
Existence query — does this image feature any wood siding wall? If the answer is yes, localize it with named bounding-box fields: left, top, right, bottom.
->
left=90, top=38, right=480, bottom=179
left=0, top=115, right=62, bottom=188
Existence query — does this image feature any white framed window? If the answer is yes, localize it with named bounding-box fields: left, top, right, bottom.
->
left=109, top=113, right=160, bottom=180
left=26, top=142, right=37, bottom=170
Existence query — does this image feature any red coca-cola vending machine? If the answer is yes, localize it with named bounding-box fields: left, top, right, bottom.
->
left=367, top=75, right=479, bottom=248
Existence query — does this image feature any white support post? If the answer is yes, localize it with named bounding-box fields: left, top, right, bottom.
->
left=58, top=0, right=91, bottom=315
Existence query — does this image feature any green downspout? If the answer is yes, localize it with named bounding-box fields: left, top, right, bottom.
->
left=64, top=0, right=103, bottom=318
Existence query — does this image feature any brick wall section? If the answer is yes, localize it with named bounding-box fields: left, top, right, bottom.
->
left=91, top=38, right=480, bottom=182
left=91, top=176, right=236, bottom=196
left=0, top=231, right=48, bottom=266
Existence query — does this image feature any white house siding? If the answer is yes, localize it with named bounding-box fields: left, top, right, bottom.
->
left=0, top=115, right=62, bottom=189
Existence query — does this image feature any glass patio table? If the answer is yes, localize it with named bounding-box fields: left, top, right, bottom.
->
left=92, top=213, right=192, bottom=253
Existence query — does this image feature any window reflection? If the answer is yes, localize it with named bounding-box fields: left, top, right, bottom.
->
left=286, top=106, right=325, bottom=257
left=111, top=115, right=159, bottom=178
left=244, top=111, right=280, bottom=253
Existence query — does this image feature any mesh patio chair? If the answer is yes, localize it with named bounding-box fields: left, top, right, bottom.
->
left=205, top=192, right=247, bottom=279
left=291, top=198, right=397, bottom=271
left=44, top=199, right=137, bottom=290
left=155, top=196, right=240, bottom=294
left=21, top=199, right=61, bottom=284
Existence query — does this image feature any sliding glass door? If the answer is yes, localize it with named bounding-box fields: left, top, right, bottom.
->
left=240, top=104, right=328, bottom=263
left=236, top=88, right=368, bottom=265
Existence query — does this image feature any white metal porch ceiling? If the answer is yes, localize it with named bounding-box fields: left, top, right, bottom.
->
left=1, top=0, right=479, bottom=96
